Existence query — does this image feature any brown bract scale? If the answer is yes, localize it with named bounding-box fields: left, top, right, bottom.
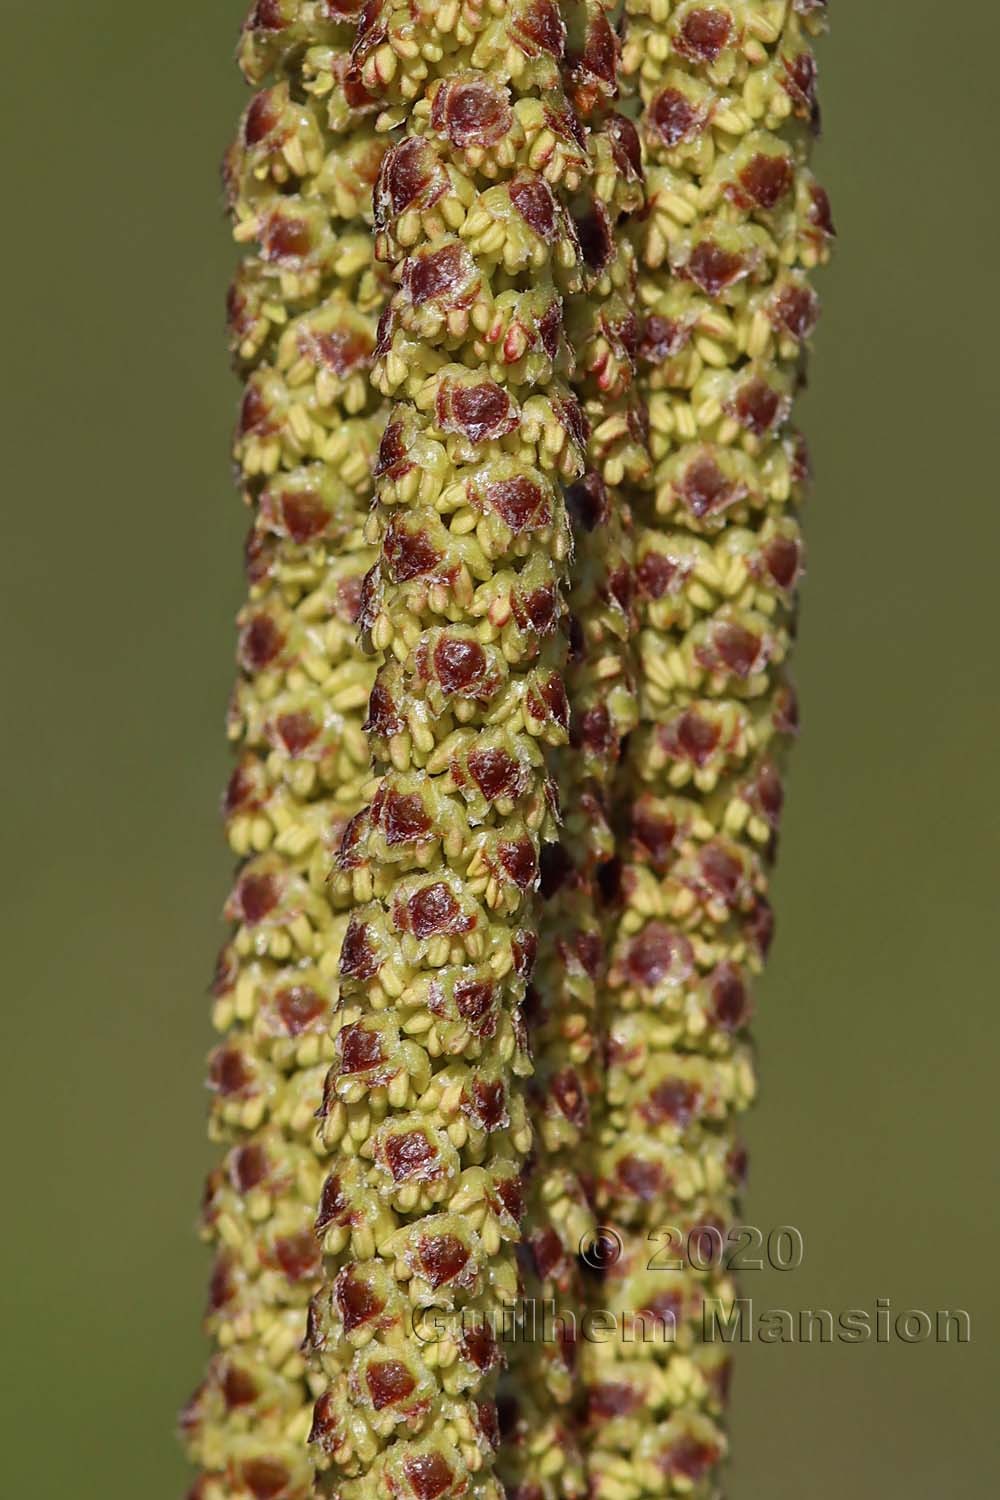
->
left=430, top=78, right=513, bottom=149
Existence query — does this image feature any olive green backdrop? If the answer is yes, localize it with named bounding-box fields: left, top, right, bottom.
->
left=2, top=2, right=995, bottom=1495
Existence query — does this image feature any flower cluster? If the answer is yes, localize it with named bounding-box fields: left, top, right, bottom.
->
left=182, top=4, right=830, bottom=1499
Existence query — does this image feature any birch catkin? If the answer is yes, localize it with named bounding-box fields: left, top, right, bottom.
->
left=582, top=3, right=832, bottom=1495
left=181, top=6, right=388, bottom=1498
left=184, top=4, right=833, bottom=1498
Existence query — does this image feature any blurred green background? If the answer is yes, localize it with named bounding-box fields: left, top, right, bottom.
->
left=1, top=1, right=996, bottom=1495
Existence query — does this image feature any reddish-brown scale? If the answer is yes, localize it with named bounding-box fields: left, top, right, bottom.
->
left=245, top=89, right=282, bottom=146
left=275, top=711, right=319, bottom=757
left=675, top=8, right=733, bottom=64
left=403, top=243, right=476, bottom=307
left=492, top=1173, right=526, bottom=1224
left=764, top=533, right=801, bottom=590
left=641, top=1078, right=701, bottom=1128
left=665, top=707, right=722, bottom=766
left=635, top=549, right=682, bottom=601
left=512, top=930, right=538, bottom=979
left=306, top=325, right=373, bottom=378
left=222, top=1363, right=259, bottom=1409
left=262, top=213, right=314, bottom=264
left=375, top=418, right=409, bottom=479
left=434, top=636, right=488, bottom=694
left=271, top=978, right=326, bottom=1038
left=509, top=175, right=559, bottom=240
left=566, top=8, right=617, bottom=112
left=737, top=153, right=793, bottom=211
left=338, top=572, right=364, bottom=625
left=555, top=394, right=590, bottom=453
left=574, top=704, right=614, bottom=756
left=712, top=622, right=764, bottom=678
left=276, top=487, right=330, bottom=543
left=632, top=801, right=681, bottom=866
left=453, top=978, right=496, bottom=1029
left=575, top=928, right=604, bottom=979
left=309, top=1390, right=343, bottom=1454
left=212, top=945, right=239, bottom=998
left=732, top=377, right=783, bottom=435
left=772, top=283, right=819, bottom=341
left=234, top=869, right=280, bottom=926
left=685, top=241, right=747, bottom=297
left=352, top=0, right=388, bottom=67
left=649, top=88, right=702, bottom=148
left=589, top=1383, right=642, bottom=1420
left=315, top=1172, right=349, bottom=1233
left=340, top=917, right=379, bottom=981
left=679, top=452, right=740, bottom=519
left=242, top=1458, right=291, bottom=1500
left=536, top=672, right=570, bottom=731
left=336, top=1266, right=384, bottom=1333
left=540, top=109, right=585, bottom=170
left=512, top=582, right=559, bottom=636
left=405, top=1453, right=455, bottom=1500
left=615, top=1156, right=664, bottom=1200
left=565, top=471, right=609, bottom=532
left=607, top=113, right=643, bottom=180
left=467, top=747, right=523, bottom=802
left=538, top=299, right=563, bottom=360
left=376, top=788, right=433, bottom=845
left=338, top=1021, right=387, bottom=1075
left=712, top=965, right=750, bottom=1030
left=625, top=923, right=694, bottom=989
left=463, top=1322, right=501, bottom=1373
left=530, top=1225, right=568, bottom=1281
left=476, top=1399, right=501, bottom=1450
left=482, top=474, right=550, bottom=532
left=337, top=810, right=369, bottom=871
left=384, top=517, right=443, bottom=581
left=231, top=1143, right=270, bottom=1193
left=640, top=1280, right=685, bottom=1322
left=419, top=1233, right=471, bottom=1287
left=809, top=183, right=836, bottom=237
left=367, top=1360, right=417, bottom=1410
left=208, top=1254, right=238, bottom=1312
left=747, top=894, right=775, bottom=957
left=240, top=612, right=284, bottom=672
left=206, top=1044, right=251, bottom=1104
left=465, top=1078, right=508, bottom=1131
left=239, top=385, right=276, bottom=438
left=376, top=137, right=447, bottom=224
left=274, top=1231, right=322, bottom=1281
left=511, top=0, right=566, bottom=59
left=437, top=380, right=516, bottom=442
left=775, top=682, right=800, bottom=737
left=499, top=838, right=539, bottom=891
left=660, top=1437, right=722, bottom=1481
left=640, top=314, right=692, bottom=365
left=551, top=1066, right=588, bottom=1129
left=251, top=0, right=288, bottom=32
left=751, top=759, right=785, bottom=825
left=386, top=1128, right=440, bottom=1188
left=224, top=760, right=261, bottom=816
left=782, top=48, right=818, bottom=117
left=727, top=1141, right=750, bottom=1187
left=400, top=882, right=471, bottom=938
left=365, top=676, right=406, bottom=740
left=574, top=198, right=614, bottom=275
left=431, top=77, right=512, bottom=148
